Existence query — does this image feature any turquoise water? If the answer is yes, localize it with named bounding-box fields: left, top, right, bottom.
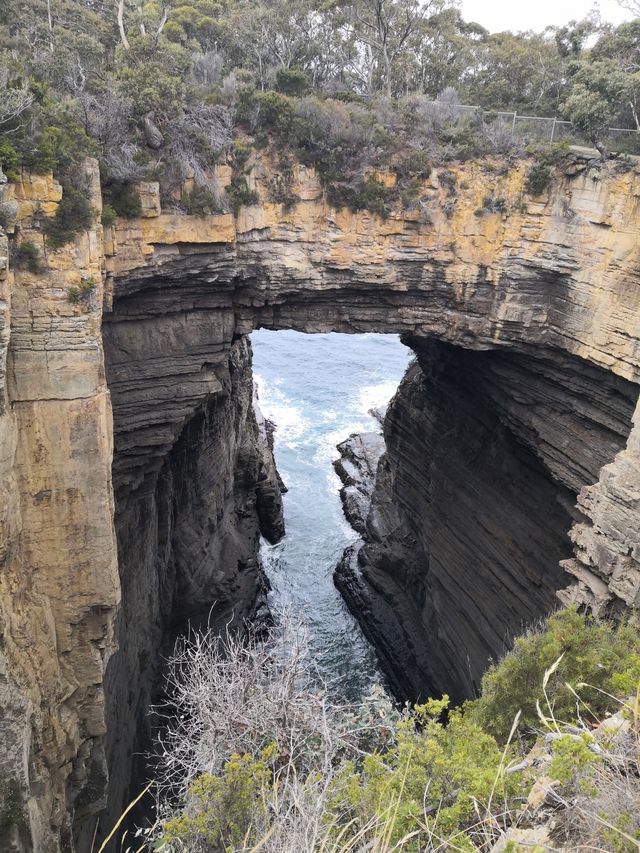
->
left=251, top=330, right=411, bottom=699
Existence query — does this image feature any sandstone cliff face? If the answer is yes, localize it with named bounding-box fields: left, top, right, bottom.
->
left=1, top=151, right=639, bottom=849
left=0, top=167, right=119, bottom=850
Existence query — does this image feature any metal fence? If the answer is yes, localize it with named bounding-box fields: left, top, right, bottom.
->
left=424, top=100, right=640, bottom=154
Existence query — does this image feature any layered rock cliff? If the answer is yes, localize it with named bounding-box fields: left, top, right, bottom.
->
left=1, top=149, right=640, bottom=849
left=336, top=339, right=637, bottom=702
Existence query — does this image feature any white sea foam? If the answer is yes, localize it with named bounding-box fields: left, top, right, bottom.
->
left=254, top=373, right=309, bottom=446
left=353, top=381, right=399, bottom=417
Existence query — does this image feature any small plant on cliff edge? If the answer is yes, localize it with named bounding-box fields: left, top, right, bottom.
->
left=525, top=160, right=553, bottom=195
left=101, top=181, right=142, bottom=219
left=0, top=139, right=20, bottom=182
left=180, top=184, right=223, bottom=217
left=100, top=204, right=117, bottom=227
left=67, top=275, right=96, bottom=305
left=44, top=183, right=94, bottom=249
left=12, top=239, right=44, bottom=274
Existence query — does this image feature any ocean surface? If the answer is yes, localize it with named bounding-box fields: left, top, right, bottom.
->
left=251, top=330, right=411, bottom=699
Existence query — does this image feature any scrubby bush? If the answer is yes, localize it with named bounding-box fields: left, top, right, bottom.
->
left=0, top=139, right=20, bottom=182
left=226, top=175, right=258, bottom=215
left=22, top=117, right=96, bottom=175
left=100, top=204, right=117, bottom=227
left=12, top=240, right=43, bottom=274
left=67, top=275, right=96, bottom=305
left=44, top=183, right=94, bottom=248
left=468, top=607, right=640, bottom=742
left=393, top=149, right=431, bottom=182
left=151, top=619, right=520, bottom=852
left=267, top=157, right=299, bottom=211
left=143, top=609, right=640, bottom=853
left=275, top=68, right=309, bottom=97
left=101, top=181, right=142, bottom=219
left=326, top=697, right=522, bottom=848
left=180, top=185, right=222, bottom=217
left=525, top=160, right=553, bottom=194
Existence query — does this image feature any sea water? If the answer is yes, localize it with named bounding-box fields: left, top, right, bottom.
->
left=252, top=329, right=411, bottom=699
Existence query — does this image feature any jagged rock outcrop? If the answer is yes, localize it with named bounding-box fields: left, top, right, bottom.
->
left=1, top=149, right=640, bottom=849
left=334, top=433, right=386, bottom=534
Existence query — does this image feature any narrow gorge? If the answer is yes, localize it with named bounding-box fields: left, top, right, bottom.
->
left=1, top=149, right=640, bottom=850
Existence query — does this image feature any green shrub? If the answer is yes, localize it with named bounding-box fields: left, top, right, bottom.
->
left=162, top=749, right=273, bottom=849
left=267, top=158, right=300, bottom=211
left=275, top=67, right=309, bottom=96
left=229, top=140, right=252, bottom=171
left=394, top=149, right=432, bottom=181
left=181, top=185, right=222, bottom=217
left=0, top=139, right=21, bottom=182
left=482, top=194, right=507, bottom=213
left=326, top=697, right=521, bottom=848
left=438, top=169, right=457, bottom=195
left=350, top=175, right=393, bottom=217
left=22, top=119, right=95, bottom=175
left=467, top=607, right=640, bottom=742
left=44, top=183, right=94, bottom=248
left=549, top=733, right=599, bottom=791
left=67, top=275, right=96, bottom=305
left=101, top=182, right=142, bottom=219
left=100, top=204, right=117, bottom=227
left=525, top=161, right=553, bottom=194
left=226, top=175, right=258, bottom=215
left=440, top=122, right=484, bottom=160
left=13, top=240, right=44, bottom=274
left=255, top=90, right=297, bottom=140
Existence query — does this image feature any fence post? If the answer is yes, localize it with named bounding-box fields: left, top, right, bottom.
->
left=550, top=117, right=556, bottom=143
left=511, top=112, right=517, bottom=135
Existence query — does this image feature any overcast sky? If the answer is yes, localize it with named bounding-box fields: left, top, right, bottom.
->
left=459, top=0, right=634, bottom=33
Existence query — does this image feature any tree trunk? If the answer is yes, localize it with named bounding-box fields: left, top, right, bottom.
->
left=117, top=0, right=131, bottom=50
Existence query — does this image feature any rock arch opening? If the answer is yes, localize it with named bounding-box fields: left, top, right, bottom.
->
left=98, top=265, right=637, bottom=844
left=91, top=159, right=640, bottom=843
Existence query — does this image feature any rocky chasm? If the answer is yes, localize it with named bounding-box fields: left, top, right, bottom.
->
left=1, top=151, right=640, bottom=850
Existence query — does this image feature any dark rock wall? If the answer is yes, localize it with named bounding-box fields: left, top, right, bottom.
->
left=92, top=315, right=283, bottom=845
left=337, top=340, right=637, bottom=704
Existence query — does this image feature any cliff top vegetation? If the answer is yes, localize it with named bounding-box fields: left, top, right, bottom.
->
left=1, top=1, right=640, bottom=225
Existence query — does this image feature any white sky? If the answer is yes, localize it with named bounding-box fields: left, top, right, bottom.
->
left=459, top=0, right=634, bottom=33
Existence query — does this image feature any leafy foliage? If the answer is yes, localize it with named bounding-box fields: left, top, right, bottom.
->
left=102, top=181, right=143, bottom=219
left=0, top=0, right=636, bottom=226
left=0, top=138, right=20, bottom=181
left=467, top=607, right=640, bottom=742
left=44, top=182, right=94, bottom=248
left=180, top=185, right=223, bottom=217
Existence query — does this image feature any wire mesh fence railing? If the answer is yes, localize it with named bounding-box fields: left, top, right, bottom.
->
left=424, top=101, right=640, bottom=154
